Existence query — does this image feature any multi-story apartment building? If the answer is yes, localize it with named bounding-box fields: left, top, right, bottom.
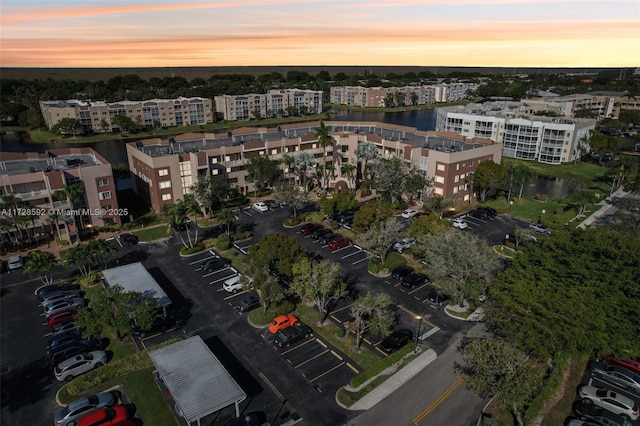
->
left=39, top=97, right=214, bottom=134
left=0, top=148, right=121, bottom=247
left=215, top=89, right=323, bottom=121
left=523, top=93, right=640, bottom=119
left=330, top=82, right=478, bottom=107
left=126, top=121, right=501, bottom=212
left=436, top=103, right=596, bottom=164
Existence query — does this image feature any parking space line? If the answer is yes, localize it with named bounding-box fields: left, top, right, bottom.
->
left=309, top=362, right=346, bottom=383
left=375, top=346, right=389, bottom=356
left=330, top=303, right=353, bottom=313
left=330, top=350, right=342, bottom=361
left=294, top=349, right=330, bottom=368
left=188, top=255, right=216, bottom=265
left=209, top=271, right=237, bottom=285
left=408, top=282, right=429, bottom=295
left=332, top=245, right=353, bottom=254
left=258, top=372, right=297, bottom=414
left=203, top=266, right=231, bottom=278
left=281, top=338, right=316, bottom=355
left=316, top=338, right=327, bottom=348
left=341, top=250, right=362, bottom=259
left=352, top=257, right=369, bottom=265
left=223, top=289, right=250, bottom=300
left=346, top=362, right=359, bottom=373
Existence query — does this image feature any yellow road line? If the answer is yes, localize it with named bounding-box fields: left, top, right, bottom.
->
left=413, top=376, right=464, bottom=424
left=309, top=362, right=345, bottom=383
left=258, top=372, right=296, bottom=413
left=398, top=305, right=437, bottom=329
left=346, top=362, right=359, bottom=373
left=281, top=337, right=315, bottom=355
left=331, top=303, right=354, bottom=313
left=331, top=350, right=343, bottom=361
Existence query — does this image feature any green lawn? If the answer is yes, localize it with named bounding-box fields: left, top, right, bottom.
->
left=541, top=357, right=590, bottom=426
left=132, top=226, right=169, bottom=242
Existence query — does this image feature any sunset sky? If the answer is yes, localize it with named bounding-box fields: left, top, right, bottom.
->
left=1, top=0, right=639, bottom=68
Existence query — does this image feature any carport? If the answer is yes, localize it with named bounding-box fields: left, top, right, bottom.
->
left=148, top=335, right=247, bottom=425
left=102, top=262, right=171, bottom=314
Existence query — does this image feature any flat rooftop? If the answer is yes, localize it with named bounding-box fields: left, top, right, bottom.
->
left=0, top=153, right=103, bottom=176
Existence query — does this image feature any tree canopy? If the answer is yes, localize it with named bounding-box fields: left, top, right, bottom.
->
left=248, top=232, right=305, bottom=277
left=470, top=160, right=508, bottom=202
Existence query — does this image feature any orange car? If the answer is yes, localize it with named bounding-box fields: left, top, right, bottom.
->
left=268, top=314, right=299, bottom=334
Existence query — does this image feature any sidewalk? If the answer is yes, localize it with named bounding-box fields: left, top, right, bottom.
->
left=577, top=187, right=627, bottom=229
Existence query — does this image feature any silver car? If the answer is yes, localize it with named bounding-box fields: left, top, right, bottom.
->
left=590, top=360, right=640, bottom=395
left=578, top=385, right=639, bottom=421
left=53, top=391, right=116, bottom=426
left=44, top=298, right=86, bottom=317
left=54, top=350, right=108, bottom=382
left=41, top=291, right=83, bottom=307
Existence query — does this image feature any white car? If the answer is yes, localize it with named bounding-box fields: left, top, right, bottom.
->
left=392, top=238, right=416, bottom=253
left=452, top=218, right=468, bottom=229
left=401, top=209, right=419, bottom=219
left=252, top=202, right=269, bottom=212
left=578, top=385, right=639, bottom=421
left=8, top=255, right=23, bottom=270
left=223, top=275, right=253, bottom=293
left=54, top=350, right=108, bottom=382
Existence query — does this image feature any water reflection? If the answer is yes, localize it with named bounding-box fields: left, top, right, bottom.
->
left=520, top=175, right=581, bottom=199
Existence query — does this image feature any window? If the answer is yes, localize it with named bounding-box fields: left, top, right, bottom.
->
left=454, top=175, right=459, bottom=183
left=98, top=191, right=111, bottom=200
left=434, top=176, right=445, bottom=184
left=468, top=160, right=474, bottom=167
left=162, top=193, right=172, bottom=201
left=159, top=181, right=171, bottom=189
left=436, top=164, right=446, bottom=172
left=158, top=169, right=169, bottom=176
left=97, top=178, right=108, bottom=186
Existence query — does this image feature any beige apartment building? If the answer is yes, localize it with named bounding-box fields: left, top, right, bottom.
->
left=214, top=89, right=323, bottom=121
left=0, top=148, right=121, bottom=246
left=330, top=82, right=478, bottom=107
left=523, top=93, right=640, bottom=119
left=39, top=97, right=214, bottom=134
left=126, top=121, right=501, bottom=212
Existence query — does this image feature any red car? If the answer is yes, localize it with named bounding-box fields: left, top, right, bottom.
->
left=602, top=356, right=640, bottom=374
left=78, top=405, right=130, bottom=426
left=268, top=314, right=299, bottom=334
left=328, top=236, right=351, bottom=250
left=47, top=310, right=78, bottom=328
left=300, top=223, right=322, bottom=236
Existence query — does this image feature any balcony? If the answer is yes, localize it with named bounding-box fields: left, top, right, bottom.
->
left=15, top=190, right=48, bottom=201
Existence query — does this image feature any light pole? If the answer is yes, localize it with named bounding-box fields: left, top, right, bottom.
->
left=415, top=316, right=423, bottom=349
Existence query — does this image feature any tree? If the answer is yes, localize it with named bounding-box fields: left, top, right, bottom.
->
left=511, top=163, right=537, bottom=201
left=252, top=269, right=286, bottom=313
left=248, top=232, right=305, bottom=277
left=410, top=91, right=419, bottom=106
left=455, top=338, right=544, bottom=426
left=314, top=121, right=335, bottom=190
left=352, top=200, right=395, bottom=232
left=51, top=117, right=82, bottom=136
left=356, top=217, right=405, bottom=264
left=164, top=199, right=198, bottom=248
left=319, top=188, right=357, bottom=217
left=54, top=183, right=85, bottom=243
left=568, top=189, right=600, bottom=217
left=217, top=208, right=235, bottom=236
left=414, top=229, right=499, bottom=306
left=282, top=154, right=296, bottom=183
left=349, top=292, right=395, bottom=352
left=191, top=174, right=231, bottom=217
left=469, top=161, right=508, bottom=202
left=23, top=250, right=57, bottom=285
left=355, top=142, right=379, bottom=182
left=291, top=258, right=346, bottom=325
left=340, top=163, right=357, bottom=188
left=294, top=151, right=317, bottom=193
left=421, top=196, right=455, bottom=218
left=608, top=154, right=638, bottom=194
left=111, top=114, right=133, bottom=132
left=245, top=155, right=281, bottom=197
left=407, top=214, right=449, bottom=240
left=60, top=238, right=115, bottom=277
left=273, top=181, right=307, bottom=217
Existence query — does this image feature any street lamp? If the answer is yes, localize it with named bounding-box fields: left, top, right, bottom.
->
left=415, top=316, right=423, bottom=349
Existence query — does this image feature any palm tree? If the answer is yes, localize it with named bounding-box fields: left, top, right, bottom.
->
left=24, top=250, right=57, bottom=285
left=283, top=154, right=296, bottom=183
left=48, top=212, right=62, bottom=240
left=355, top=142, right=378, bottom=183
left=341, top=163, right=356, bottom=189
left=217, top=208, right=235, bottom=236
left=55, top=183, right=85, bottom=243
left=314, top=121, right=335, bottom=190
left=294, top=152, right=316, bottom=193
left=1, top=194, right=23, bottom=245
left=512, top=164, right=537, bottom=200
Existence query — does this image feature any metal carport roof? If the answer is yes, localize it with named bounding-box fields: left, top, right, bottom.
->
left=148, top=335, right=247, bottom=425
left=101, top=262, right=171, bottom=309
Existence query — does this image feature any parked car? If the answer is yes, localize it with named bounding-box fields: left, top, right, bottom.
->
left=379, top=329, right=414, bottom=353
left=392, top=238, right=416, bottom=253
left=328, top=236, right=351, bottom=250
left=469, top=209, right=491, bottom=220
left=452, top=218, right=468, bottom=229
left=311, top=228, right=333, bottom=240
left=252, top=202, right=269, bottom=212
left=274, top=323, right=313, bottom=348
left=48, top=310, right=79, bottom=328
left=602, top=356, right=640, bottom=375
left=76, top=404, right=131, bottom=426
left=54, top=391, right=117, bottom=426
left=119, top=233, right=138, bottom=246
left=223, top=274, right=253, bottom=293
left=48, top=329, right=84, bottom=351
left=7, top=255, right=23, bottom=270
left=529, top=222, right=551, bottom=234
left=263, top=199, right=280, bottom=209
left=52, top=320, right=78, bottom=336
left=41, top=291, right=84, bottom=306
left=391, top=265, right=414, bottom=280
left=268, top=314, right=299, bottom=334
left=572, top=401, right=633, bottom=426
left=401, top=209, right=419, bottom=219
left=44, top=298, right=87, bottom=317
left=300, top=223, right=322, bottom=236
left=318, top=232, right=338, bottom=245
left=428, top=291, right=450, bottom=306
left=401, top=273, right=427, bottom=289
left=589, top=360, right=640, bottom=395
left=331, top=210, right=356, bottom=224
left=478, top=207, right=497, bottom=217
left=203, top=257, right=231, bottom=272
left=55, top=350, right=108, bottom=382
left=577, top=385, right=639, bottom=421
left=235, top=293, right=261, bottom=313
left=37, top=284, right=81, bottom=301
left=565, top=419, right=600, bottom=426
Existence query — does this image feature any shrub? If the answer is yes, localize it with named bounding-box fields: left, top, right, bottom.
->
left=203, top=238, right=217, bottom=248
left=382, top=253, right=406, bottom=271
left=216, top=238, right=230, bottom=250
left=368, top=261, right=381, bottom=274
left=273, top=300, right=296, bottom=316
left=196, top=241, right=205, bottom=250
left=180, top=246, right=202, bottom=255
left=55, top=237, right=70, bottom=246
left=284, top=216, right=303, bottom=226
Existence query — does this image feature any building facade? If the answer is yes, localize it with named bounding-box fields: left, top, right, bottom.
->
left=40, top=97, right=214, bottom=134
left=436, top=103, right=596, bottom=164
left=127, top=121, right=501, bottom=212
left=523, top=93, right=640, bottom=119
left=0, top=148, right=121, bottom=247
left=330, top=82, right=478, bottom=107
left=214, top=89, right=323, bottom=121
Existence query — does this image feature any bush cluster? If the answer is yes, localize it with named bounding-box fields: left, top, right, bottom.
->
left=180, top=246, right=202, bottom=255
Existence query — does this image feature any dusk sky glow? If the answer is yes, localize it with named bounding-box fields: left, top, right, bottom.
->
left=1, top=0, right=639, bottom=68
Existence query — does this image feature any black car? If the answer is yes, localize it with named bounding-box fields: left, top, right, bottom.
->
left=119, top=233, right=138, bottom=246
left=391, top=265, right=414, bottom=280
left=37, top=284, right=82, bottom=302
left=274, top=323, right=313, bottom=348
left=318, top=232, right=338, bottom=245
left=311, top=228, right=333, bottom=240
left=572, top=401, right=632, bottom=426
left=428, top=291, right=450, bottom=306
left=49, top=336, right=103, bottom=365
left=235, top=293, right=261, bottom=313
left=203, top=257, right=231, bottom=272
left=478, top=207, right=497, bottom=217
left=469, top=209, right=491, bottom=220
left=379, top=329, right=414, bottom=353
left=401, top=273, right=427, bottom=289
left=48, top=330, right=83, bottom=351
